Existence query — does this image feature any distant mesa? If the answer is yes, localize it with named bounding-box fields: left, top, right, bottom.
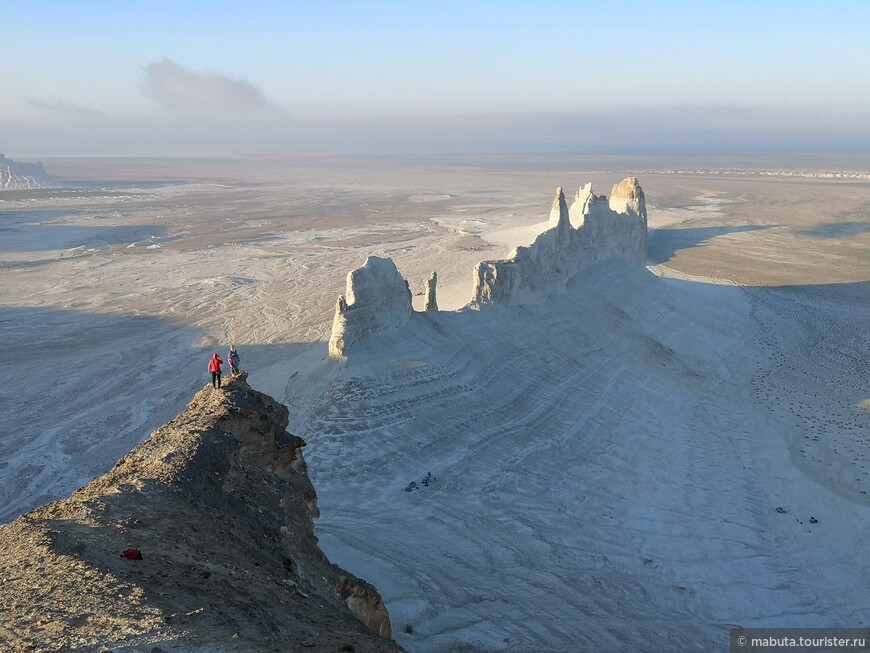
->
left=0, top=152, right=56, bottom=190
left=328, top=177, right=647, bottom=359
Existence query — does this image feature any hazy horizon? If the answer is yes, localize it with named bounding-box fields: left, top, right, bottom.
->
left=3, top=1, right=870, bottom=157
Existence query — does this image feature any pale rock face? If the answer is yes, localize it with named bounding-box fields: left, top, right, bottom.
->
left=471, top=177, right=648, bottom=305
left=569, top=182, right=597, bottom=229
left=0, top=153, right=53, bottom=191
left=609, top=176, right=647, bottom=225
left=328, top=256, right=412, bottom=359
left=424, top=271, right=438, bottom=312
left=339, top=575, right=393, bottom=638
left=328, top=178, right=648, bottom=353
left=472, top=259, right=517, bottom=305
left=547, top=186, right=570, bottom=234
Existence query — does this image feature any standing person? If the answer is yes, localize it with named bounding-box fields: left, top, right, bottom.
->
left=228, top=345, right=241, bottom=375
left=208, top=352, right=223, bottom=388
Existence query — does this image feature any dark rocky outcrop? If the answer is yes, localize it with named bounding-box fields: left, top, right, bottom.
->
left=0, top=374, right=402, bottom=652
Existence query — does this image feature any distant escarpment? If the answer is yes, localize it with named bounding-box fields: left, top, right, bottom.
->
left=0, top=374, right=402, bottom=653
left=328, top=177, right=647, bottom=358
left=0, top=152, right=54, bottom=190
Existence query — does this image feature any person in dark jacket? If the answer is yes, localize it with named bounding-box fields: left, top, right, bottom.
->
left=228, top=345, right=240, bottom=375
left=208, top=353, right=223, bottom=388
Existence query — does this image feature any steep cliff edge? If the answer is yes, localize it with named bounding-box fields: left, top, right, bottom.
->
left=0, top=374, right=401, bottom=653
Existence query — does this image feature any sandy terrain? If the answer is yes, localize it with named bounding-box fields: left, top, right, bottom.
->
left=2, top=153, right=869, bottom=651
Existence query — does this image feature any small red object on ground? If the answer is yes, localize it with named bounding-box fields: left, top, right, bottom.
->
left=120, top=548, right=143, bottom=560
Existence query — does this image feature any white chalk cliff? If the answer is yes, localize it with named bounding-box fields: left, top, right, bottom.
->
left=328, top=256, right=413, bottom=359
left=472, top=177, right=647, bottom=305
left=0, top=153, right=54, bottom=190
left=328, top=178, right=647, bottom=357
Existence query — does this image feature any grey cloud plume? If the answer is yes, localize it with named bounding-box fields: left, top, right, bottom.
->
left=142, top=59, right=279, bottom=116
left=26, top=98, right=105, bottom=119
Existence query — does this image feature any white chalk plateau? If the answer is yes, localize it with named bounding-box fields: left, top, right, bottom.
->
left=289, top=178, right=870, bottom=652
left=2, top=157, right=869, bottom=653
left=291, top=260, right=870, bottom=652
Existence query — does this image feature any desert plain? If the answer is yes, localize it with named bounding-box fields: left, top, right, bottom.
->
left=2, top=153, right=869, bottom=651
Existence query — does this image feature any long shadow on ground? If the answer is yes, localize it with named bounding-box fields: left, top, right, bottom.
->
left=648, top=224, right=777, bottom=265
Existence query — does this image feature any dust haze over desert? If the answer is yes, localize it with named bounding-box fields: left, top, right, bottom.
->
left=2, top=2, right=870, bottom=652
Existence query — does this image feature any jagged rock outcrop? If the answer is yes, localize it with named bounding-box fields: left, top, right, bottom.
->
left=547, top=186, right=570, bottom=232
left=0, top=374, right=403, bottom=653
left=569, top=182, right=597, bottom=229
left=329, top=256, right=412, bottom=359
left=339, top=575, right=393, bottom=638
left=609, top=176, right=648, bottom=224
left=424, top=271, right=438, bottom=312
left=471, top=177, right=647, bottom=305
left=326, top=178, right=648, bottom=354
left=0, top=152, right=54, bottom=190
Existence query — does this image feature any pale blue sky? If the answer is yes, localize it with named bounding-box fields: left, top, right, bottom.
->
left=3, top=1, right=869, bottom=154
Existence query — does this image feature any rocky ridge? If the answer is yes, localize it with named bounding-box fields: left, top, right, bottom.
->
left=471, top=177, right=647, bottom=304
left=0, top=374, right=402, bottom=653
left=328, top=177, right=647, bottom=358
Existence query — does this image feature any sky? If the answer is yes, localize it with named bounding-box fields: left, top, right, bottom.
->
left=2, top=1, right=870, bottom=156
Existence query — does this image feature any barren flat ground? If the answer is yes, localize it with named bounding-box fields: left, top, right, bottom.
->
left=2, top=153, right=869, bottom=651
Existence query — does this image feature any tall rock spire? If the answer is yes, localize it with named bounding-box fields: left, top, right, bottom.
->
left=424, top=271, right=438, bottom=312
left=547, top=187, right=570, bottom=231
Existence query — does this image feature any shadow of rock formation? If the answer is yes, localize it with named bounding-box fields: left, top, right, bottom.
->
left=647, top=224, right=777, bottom=265
left=797, top=221, right=870, bottom=239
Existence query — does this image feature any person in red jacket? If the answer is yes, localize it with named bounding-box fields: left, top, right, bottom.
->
left=208, top=353, right=224, bottom=389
